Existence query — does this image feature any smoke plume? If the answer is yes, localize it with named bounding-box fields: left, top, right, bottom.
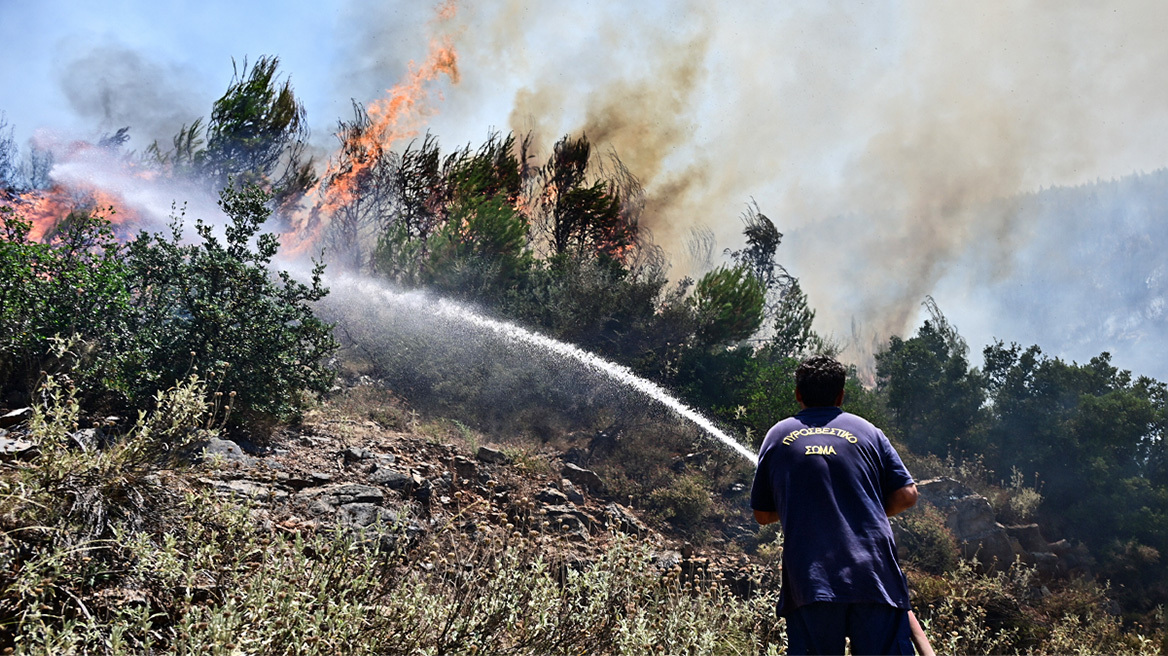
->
left=425, top=0, right=1168, bottom=367
left=57, top=45, right=204, bottom=149
left=9, top=0, right=1168, bottom=376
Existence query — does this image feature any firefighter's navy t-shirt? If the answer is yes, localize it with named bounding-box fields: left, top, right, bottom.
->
left=751, top=406, right=914, bottom=616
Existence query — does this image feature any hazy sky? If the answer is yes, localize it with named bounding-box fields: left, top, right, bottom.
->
left=4, top=0, right=1168, bottom=376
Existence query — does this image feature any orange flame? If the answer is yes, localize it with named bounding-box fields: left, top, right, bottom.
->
left=317, top=40, right=459, bottom=216
left=293, top=0, right=462, bottom=253
left=4, top=186, right=138, bottom=243
left=4, top=1, right=462, bottom=261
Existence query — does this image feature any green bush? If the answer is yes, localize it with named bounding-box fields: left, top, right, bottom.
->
left=119, top=184, right=337, bottom=427
left=0, top=206, right=130, bottom=402
left=648, top=473, right=713, bottom=533
left=894, top=499, right=960, bottom=575
left=0, top=184, right=337, bottom=431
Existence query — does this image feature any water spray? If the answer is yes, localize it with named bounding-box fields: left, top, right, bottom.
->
left=326, top=276, right=759, bottom=465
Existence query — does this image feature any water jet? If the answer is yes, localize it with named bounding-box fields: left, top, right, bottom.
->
left=319, top=275, right=758, bottom=465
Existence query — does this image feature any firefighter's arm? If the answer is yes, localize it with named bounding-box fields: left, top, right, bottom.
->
left=753, top=509, right=780, bottom=525
left=885, top=483, right=919, bottom=517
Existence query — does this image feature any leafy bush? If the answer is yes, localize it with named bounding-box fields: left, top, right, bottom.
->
left=120, top=184, right=337, bottom=427
left=648, top=473, right=713, bottom=534
left=894, top=499, right=960, bottom=575
left=0, top=206, right=129, bottom=403
left=0, top=184, right=337, bottom=431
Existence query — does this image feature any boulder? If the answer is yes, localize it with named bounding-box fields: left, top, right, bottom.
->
left=203, top=437, right=252, bottom=467
left=562, top=463, right=604, bottom=493
left=943, top=491, right=1017, bottom=570
left=916, top=477, right=975, bottom=509
left=1006, top=524, right=1049, bottom=554
left=919, top=477, right=1018, bottom=571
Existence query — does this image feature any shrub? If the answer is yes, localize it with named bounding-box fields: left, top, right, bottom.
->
left=1, top=365, right=210, bottom=543
left=119, top=184, right=337, bottom=428
left=894, top=499, right=960, bottom=575
left=648, top=473, right=713, bottom=534
left=0, top=206, right=129, bottom=403
left=2, top=390, right=784, bottom=656
left=912, top=559, right=1030, bottom=654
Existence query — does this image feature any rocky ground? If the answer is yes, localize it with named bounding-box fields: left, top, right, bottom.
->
left=0, top=382, right=1089, bottom=603
left=186, top=396, right=778, bottom=600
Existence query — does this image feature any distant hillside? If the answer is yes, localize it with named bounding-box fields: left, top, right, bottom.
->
left=935, top=169, right=1168, bottom=378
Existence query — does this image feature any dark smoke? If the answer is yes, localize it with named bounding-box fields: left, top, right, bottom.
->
left=57, top=45, right=205, bottom=149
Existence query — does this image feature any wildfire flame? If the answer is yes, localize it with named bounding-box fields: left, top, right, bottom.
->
left=320, top=53, right=458, bottom=212
left=4, top=1, right=461, bottom=258
left=280, top=2, right=462, bottom=256
left=2, top=138, right=145, bottom=242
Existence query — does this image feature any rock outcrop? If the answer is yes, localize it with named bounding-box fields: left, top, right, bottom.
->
left=916, top=477, right=1076, bottom=579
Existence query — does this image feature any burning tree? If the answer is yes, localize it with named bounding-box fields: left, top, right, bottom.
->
left=148, top=55, right=316, bottom=210
left=531, top=134, right=640, bottom=261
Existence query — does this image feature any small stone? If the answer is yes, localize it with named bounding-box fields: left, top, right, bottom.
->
left=0, top=408, right=31, bottom=429
left=209, top=479, right=288, bottom=502
left=604, top=503, right=648, bottom=537
left=542, top=505, right=591, bottom=540
left=71, top=428, right=101, bottom=452
left=562, top=463, right=604, bottom=493
left=536, top=487, right=570, bottom=505
left=476, top=446, right=511, bottom=465
left=0, top=436, right=37, bottom=460
left=370, top=467, right=410, bottom=490
left=561, top=447, right=588, bottom=465
left=343, top=446, right=374, bottom=465
left=560, top=478, right=585, bottom=503
left=338, top=503, right=396, bottom=528
left=652, top=550, right=683, bottom=570
left=330, top=484, right=384, bottom=505
left=452, top=456, right=477, bottom=481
